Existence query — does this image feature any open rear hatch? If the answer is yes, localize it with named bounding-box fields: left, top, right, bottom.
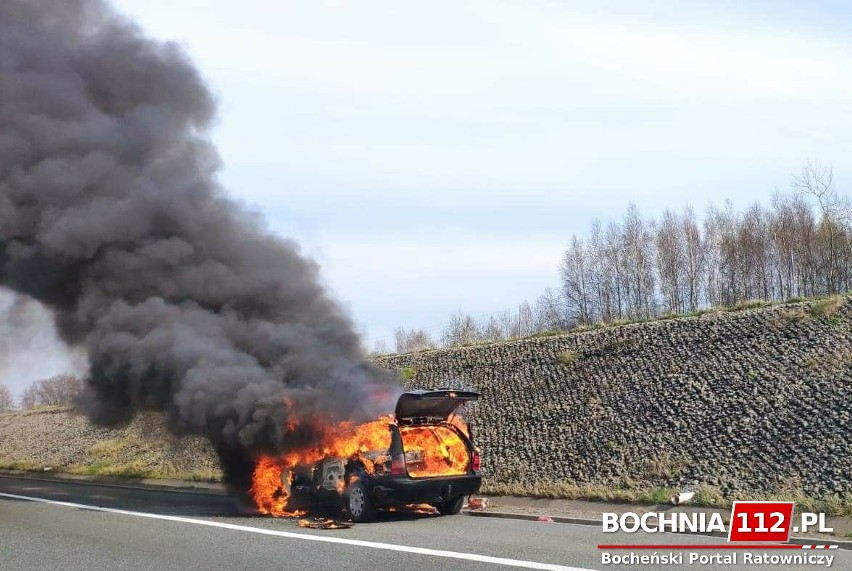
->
left=394, top=389, right=480, bottom=478
left=395, top=389, right=480, bottom=424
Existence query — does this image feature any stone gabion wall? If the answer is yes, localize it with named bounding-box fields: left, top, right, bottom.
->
left=374, top=299, right=852, bottom=498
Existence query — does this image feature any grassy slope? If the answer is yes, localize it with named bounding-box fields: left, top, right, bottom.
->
left=1, top=296, right=850, bottom=516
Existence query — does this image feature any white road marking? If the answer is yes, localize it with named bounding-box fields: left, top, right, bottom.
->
left=0, top=492, right=594, bottom=571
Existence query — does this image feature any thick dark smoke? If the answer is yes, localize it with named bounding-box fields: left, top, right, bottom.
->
left=0, top=0, right=398, bottom=490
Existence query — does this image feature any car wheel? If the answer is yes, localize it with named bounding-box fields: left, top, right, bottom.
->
left=344, top=475, right=376, bottom=523
left=437, top=495, right=464, bottom=515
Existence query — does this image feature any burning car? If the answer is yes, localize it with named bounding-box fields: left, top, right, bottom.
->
left=251, top=389, right=482, bottom=522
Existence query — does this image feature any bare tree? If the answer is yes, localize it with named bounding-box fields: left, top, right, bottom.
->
left=588, top=221, right=618, bottom=322
left=791, top=194, right=820, bottom=296
left=622, top=204, right=656, bottom=318
left=765, top=192, right=820, bottom=299
left=681, top=206, right=705, bottom=311
left=482, top=314, right=510, bottom=342
left=393, top=328, right=406, bottom=353
left=441, top=310, right=480, bottom=347
left=395, top=165, right=852, bottom=344
left=409, top=329, right=437, bottom=351
left=19, top=374, right=83, bottom=409
left=516, top=300, right=535, bottom=338
left=534, top=288, right=570, bottom=331
left=19, top=387, right=36, bottom=410
left=733, top=202, right=771, bottom=301
left=703, top=203, right=723, bottom=307
left=769, top=191, right=797, bottom=299
left=496, top=309, right=515, bottom=339
left=793, top=162, right=851, bottom=294
left=656, top=209, right=685, bottom=314
left=715, top=200, right=740, bottom=305
left=604, top=221, right=627, bottom=320
left=0, top=383, right=14, bottom=412
left=371, top=339, right=389, bottom=356
left=560, top=236, right=593, bottom=325
left=394, top=327, right=437, bottom=353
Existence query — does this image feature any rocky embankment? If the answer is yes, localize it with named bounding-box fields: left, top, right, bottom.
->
left=0, top=407, right=219, bottom=480
left=375, top=298, right=852, bottom=501
left=2, top=298, right=850, bottom=505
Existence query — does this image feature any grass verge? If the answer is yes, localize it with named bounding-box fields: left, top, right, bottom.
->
left=67, top=461, right=222, bottom=482
left=0, top=459, right=45, bottom=471
left=810, top=295, right=844, bottom=318
left=1, top=457, right=222, bottom=483
left=481, top=480, right=678, bottom=506
left=481, top=481, right=852, bottom=517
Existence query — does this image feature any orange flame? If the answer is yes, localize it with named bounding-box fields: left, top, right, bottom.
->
left=399, top=424, right=469, bottom=478
left=250, top=412, right=472, bottom=517
left=250, top=415, right=394, bottom=517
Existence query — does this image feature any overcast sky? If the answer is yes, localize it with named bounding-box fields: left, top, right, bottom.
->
left=93, top=0, right=852, bottom=346
left=4, top=1, right=852, bottom=393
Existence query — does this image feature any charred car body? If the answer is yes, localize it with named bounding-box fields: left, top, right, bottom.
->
left=282, top=389, right=482, bottom=522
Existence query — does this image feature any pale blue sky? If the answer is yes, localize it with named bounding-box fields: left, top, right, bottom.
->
left=5, top=1, right=852, bottom=394
left=105, top=0, right=852, bottom=348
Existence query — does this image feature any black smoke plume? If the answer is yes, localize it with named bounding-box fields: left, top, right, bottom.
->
left=0, top=0, right=398, bottom=491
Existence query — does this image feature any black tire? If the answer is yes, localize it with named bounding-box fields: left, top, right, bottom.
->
left=343, top=475, right=377, bottom=523
left=437, top=495, right=464, bottom=516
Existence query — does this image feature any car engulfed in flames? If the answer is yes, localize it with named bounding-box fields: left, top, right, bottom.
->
left=250, top=389, right=482, bottom=522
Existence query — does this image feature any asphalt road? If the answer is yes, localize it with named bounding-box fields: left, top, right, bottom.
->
left=0, top=474, right=849, bottom=571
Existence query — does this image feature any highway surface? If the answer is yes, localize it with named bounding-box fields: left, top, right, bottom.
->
left=1, top=474, right=849, bottom=571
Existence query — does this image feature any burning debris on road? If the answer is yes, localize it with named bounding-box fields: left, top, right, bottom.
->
left=0, top=0, right=399, bottom=498
left=466, top=497, right=489, bottom=510
left=297, top=518, right=353, bottom=530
